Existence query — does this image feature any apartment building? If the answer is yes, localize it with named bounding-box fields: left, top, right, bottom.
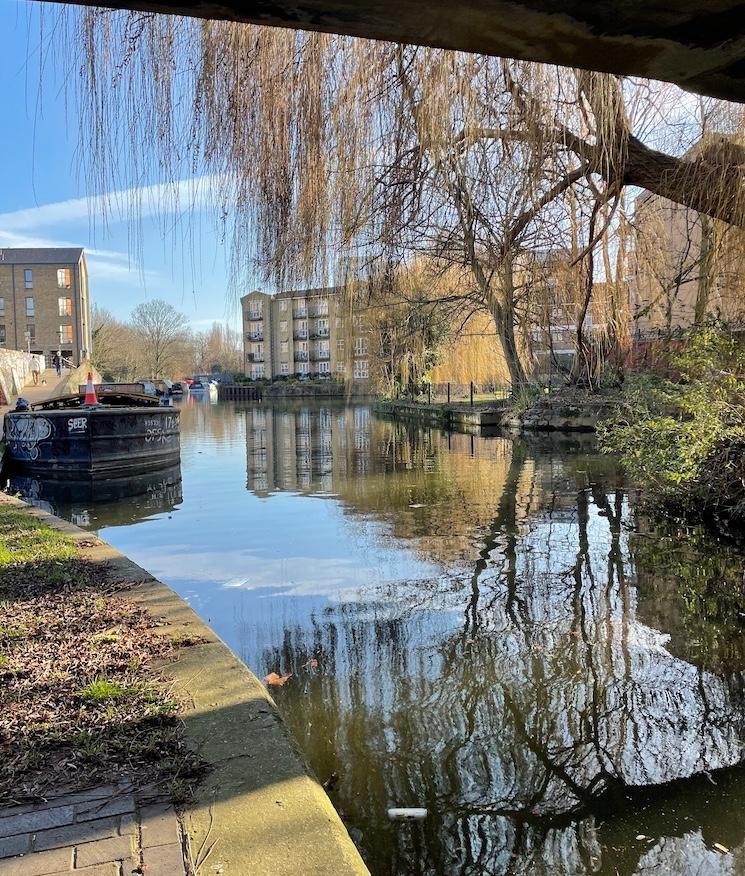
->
left=0, top=247, right=91, bottom=365
left=240, top=287, right=370, bottom=383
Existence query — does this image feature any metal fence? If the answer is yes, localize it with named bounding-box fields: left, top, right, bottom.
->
left=395, top=381, right=512, bottom=406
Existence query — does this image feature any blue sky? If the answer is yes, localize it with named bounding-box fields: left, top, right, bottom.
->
left=0, top=0, right=244, bottom=330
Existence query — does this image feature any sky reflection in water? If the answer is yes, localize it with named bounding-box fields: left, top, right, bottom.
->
left=13, top=399, right=745, bottom=876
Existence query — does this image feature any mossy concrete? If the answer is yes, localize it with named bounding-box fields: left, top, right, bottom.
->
left=0, top=492, right=369, bottom=876
left=377, top=393, right=617, bottom=434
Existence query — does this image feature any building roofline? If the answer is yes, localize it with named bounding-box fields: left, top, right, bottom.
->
left=0, top=247, right=85, bottom=265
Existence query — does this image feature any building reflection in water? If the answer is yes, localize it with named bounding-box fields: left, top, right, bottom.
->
left=243, top=403, right=745, bottom=876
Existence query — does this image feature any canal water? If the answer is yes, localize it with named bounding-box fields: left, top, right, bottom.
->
left=9, top=399, right=745, bottom=875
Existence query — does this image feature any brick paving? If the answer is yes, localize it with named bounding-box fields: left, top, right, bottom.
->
left=0, top=786, right=190, bottom=875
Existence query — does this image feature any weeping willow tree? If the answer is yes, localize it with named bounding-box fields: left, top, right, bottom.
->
left=50, top=9, right=745, bottom=385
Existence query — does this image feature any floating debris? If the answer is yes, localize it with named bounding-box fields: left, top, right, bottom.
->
left=388, top=808, right=427, bottom=821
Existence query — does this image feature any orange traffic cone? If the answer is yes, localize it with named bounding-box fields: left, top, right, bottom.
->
left=84, top=372, right=98, bottom=405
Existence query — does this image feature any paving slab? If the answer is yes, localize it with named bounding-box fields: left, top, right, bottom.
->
left=0, top=789, right=186, bottom=876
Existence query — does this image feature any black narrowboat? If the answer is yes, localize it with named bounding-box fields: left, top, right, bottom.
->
left=4, top=407, right=180, bottom=478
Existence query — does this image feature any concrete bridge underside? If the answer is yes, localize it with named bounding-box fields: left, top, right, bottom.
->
left=50, top=0, right=745, bottom=102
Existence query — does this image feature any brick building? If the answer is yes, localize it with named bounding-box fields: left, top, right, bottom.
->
left=0, top=247, right=91, bottom=366
left=240, top=287, right=370, bottom=383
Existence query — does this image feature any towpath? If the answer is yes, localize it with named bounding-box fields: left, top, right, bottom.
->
left=0, top=786, right=188, bottom=875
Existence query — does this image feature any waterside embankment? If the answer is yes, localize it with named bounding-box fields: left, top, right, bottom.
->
left=0, top=492, right=369, bottom=876
left=376, top=391, right=619, bottom=433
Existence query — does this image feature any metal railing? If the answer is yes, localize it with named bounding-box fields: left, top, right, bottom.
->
left=247, top=312, right=263, bottom=321
left=294, top=351, right=309, bottom=361
left=398, top=381, right=512, bottom=406
left=294, top=330, right=308, bottom=340
left=247, top=354, right=265, bottom=362
left=246, top=332, right=264, bottom=341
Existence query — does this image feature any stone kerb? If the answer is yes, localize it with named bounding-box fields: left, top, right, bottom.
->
left=0, top=493, right=370, bottom=876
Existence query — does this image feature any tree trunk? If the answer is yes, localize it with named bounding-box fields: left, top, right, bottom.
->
left=493, top=253, right=527, bottom=389
left=695, top=215, right=714, bottom=325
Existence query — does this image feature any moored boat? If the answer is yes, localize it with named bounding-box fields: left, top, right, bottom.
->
left=3, top=403, right=180, bottom=478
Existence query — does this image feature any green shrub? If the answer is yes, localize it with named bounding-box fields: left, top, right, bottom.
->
left=598, top=327, right=745, bottom=521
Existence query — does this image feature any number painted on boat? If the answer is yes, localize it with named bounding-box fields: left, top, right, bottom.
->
left=144, top=415, right=178, bottom=429
left=67, top=417, right=88, bottom=433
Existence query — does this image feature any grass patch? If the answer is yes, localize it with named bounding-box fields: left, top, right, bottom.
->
left=0, top=508, right=76, bottom=566
left=0, top=502, right=205, bottom=805
left=80, top=678, right=130, bottom=702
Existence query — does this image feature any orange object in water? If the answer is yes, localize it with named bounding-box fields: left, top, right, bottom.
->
left=84, top=372, right=98, bottom=405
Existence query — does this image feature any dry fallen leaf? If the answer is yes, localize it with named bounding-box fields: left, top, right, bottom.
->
left=264, top=671, right=293, bottom=686
left=303, top=658, right=319, bottom=670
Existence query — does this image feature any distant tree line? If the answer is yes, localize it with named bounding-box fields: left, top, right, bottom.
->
left=90, top=299, right=242, bottom=381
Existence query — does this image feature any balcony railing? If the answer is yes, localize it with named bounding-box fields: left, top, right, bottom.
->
left=247, top=312, right=263, bottom=321
left=294, top=351, right=309, bottom=361
left=309, top=307, right=329, bottom=318
left=313, top=350, right=330, bottom=360
left=293, top=310, right=308, bottom=319
left=247, top=353, right=265, bottom=362
left=294, top=330, right=308, bottom=340
left=311, top=328, right=330, bottom=339
left=246, top=332, right=264, bottom=341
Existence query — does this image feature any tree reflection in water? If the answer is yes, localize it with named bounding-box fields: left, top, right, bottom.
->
left=245, top=405, right=745, bottom=875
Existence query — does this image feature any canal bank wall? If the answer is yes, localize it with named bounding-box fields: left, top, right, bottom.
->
left=0, top=349, right=45, bottom=405
left=0, top=493, right=369, bottom=876
left=376, top=393, right=618, bottom=433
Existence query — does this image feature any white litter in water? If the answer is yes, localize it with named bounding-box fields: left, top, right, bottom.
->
left=388, top=808, right=428, bottom=821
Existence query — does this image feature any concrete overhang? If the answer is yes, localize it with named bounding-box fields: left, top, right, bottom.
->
left=44, top=0, right=745, bottom=102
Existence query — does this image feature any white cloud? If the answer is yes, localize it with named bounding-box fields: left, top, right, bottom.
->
left=0, top=175, right=220, bottom=287
left=0, top=175, right=221, bottom=232
left=0, top=228, right=159, bottom=284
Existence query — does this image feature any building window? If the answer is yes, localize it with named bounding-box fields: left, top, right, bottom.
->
left=25, top=297, right=34, bottom=317
left=335, top=316, right=342, bottom=327
left=280, top=362, right=289, bottom=375
left=24, top=269, right=33, bottom=289
left=26, top=324, right=35, bottom=343
left=280, top=340, right=288, bottom=353
left=298, top=362, right=309, bottom=374
left=353, top=359, right=369, bottom=379
left=280, top=320, right=288, bottom=332
left=58, top=297, right=73, bottom=317
left=337, top=338, right=345, bottom=352
left=354, top=337, right=367, bottom=356
left=59, top=325, right=73, bottom=344
left=316, top=299, right=329, bottom=315
left=319, top=361, right=330, bottom=374
left=280, top=300, right=287, bottom=311
left=252, top=365, right=265, bottom=379
left=0, top=298, right=4, bottom=315
left=0, top=325, right=5, bottom=345
left=317, top=318, right=329, bottom=335
left=57, top=268, right=72, bottom=289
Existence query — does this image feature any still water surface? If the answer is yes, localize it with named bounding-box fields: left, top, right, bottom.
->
left=10, top=399, right=745, bottom=875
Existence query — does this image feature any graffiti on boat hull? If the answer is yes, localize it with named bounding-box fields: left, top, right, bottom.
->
left=5, top=415, right=53, bottom=461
